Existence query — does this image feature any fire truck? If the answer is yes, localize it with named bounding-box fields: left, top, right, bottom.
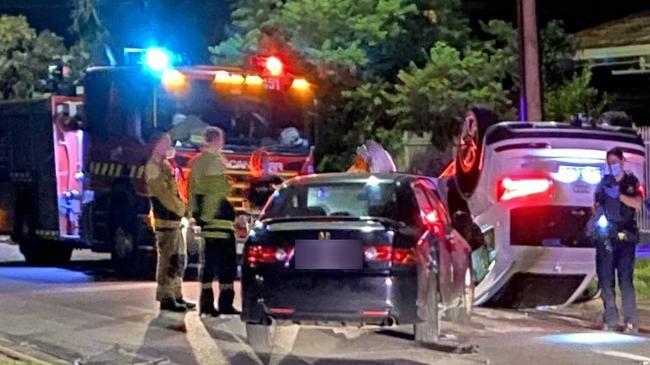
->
left=0, top=54, right=315, bottom=276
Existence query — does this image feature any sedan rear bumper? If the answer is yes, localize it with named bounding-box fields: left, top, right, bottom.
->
left=242, top=269, right=418, bottom=326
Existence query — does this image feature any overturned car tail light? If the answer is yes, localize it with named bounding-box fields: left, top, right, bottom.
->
left=497, top=177, right=553, bottom=201
left=392, top=248, right=416, bottom=265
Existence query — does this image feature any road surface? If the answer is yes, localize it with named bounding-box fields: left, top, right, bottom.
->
left=1, top=242, right=650, bottom=365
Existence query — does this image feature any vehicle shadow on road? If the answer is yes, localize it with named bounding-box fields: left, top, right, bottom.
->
left=199, top=321, right=435, bottom=365
left=262, top=355, right=432, bottom=365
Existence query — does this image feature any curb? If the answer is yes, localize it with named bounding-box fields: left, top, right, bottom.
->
left=0, top=342, right=66, bottom=365
left=0, top=344, right=53, bottom=365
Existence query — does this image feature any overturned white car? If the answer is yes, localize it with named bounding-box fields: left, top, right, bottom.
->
left=439, top=111, right=645, bottom=308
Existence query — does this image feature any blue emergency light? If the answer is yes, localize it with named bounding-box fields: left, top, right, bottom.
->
left=144, top=47, right=172, bottom=72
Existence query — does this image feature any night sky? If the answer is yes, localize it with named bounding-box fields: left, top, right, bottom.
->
left=0, top=0, right=649, bottom=63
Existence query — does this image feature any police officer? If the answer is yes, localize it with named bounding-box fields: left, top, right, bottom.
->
left=189, top=127, right=240, bottom=316
left=145, top=131, right=195, bottom=312
left=593, top=147, right=642, bottom=333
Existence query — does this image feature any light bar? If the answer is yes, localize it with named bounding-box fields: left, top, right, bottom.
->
left=245, top=75, right=264, bottom=86
left=229, top=74, right=245, bottom=85
left=214, top=70, right=230, bottom=83
left=161, top=69, right=186, bottom=89
left=291, top=78, right=310, bottom=91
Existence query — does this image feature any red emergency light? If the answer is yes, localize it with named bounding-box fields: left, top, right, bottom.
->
left=265, top=56, right=284, bottom=76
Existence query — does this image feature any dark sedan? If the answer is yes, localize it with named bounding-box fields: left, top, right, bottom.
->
left=241, top=173, right=473, bottom=350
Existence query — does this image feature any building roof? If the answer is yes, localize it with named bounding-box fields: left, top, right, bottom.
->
left=576, top=11, right=650, bottom=49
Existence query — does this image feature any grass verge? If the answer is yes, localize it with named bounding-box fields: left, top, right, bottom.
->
left=634, top=258, right=650, bottom=300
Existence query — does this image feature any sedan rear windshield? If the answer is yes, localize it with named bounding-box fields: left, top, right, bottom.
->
left=262, top=182, right=398, bottom=220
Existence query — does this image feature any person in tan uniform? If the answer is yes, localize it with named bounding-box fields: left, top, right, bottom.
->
left=145, top=131, right=195, bottom=312
left=189, top=127, right=240, bottom=316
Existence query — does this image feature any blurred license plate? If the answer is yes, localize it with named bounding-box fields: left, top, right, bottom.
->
left=573, top=184, right=590, bottom=193
left=295, top=240, right=363, bottom=270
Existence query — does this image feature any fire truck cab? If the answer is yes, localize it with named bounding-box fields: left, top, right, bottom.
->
left=0, top=59, right=315, bottom=275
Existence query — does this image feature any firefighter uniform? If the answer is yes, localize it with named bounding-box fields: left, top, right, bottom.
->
left=189, top=149, right=239, bottom=315
left=145, top=156, right=188, bottom=306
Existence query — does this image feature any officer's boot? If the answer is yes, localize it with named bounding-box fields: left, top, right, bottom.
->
left=177, top=297, right=196, bottom=310
left=218, top=285, right=241, bottom=315
left=160, top=298, right=187, bottom=313
left=199, top=288, right=219, bottom=317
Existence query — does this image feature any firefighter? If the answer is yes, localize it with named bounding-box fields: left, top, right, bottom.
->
left=347, top=140, right=396, bottom=173
left=189, top=127, right=240, bottom=316
left=145, top=131, right=195, bottom=312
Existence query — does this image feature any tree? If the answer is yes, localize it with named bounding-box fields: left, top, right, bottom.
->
left=544, top=68, right=608, bottom=121
left=67, top=0, right=109, bottom=85
left=0, top=16, right=66, bottom=100
left=385, top=42, right=515, bottom=149
left=211, top=2, right=608, bottom=171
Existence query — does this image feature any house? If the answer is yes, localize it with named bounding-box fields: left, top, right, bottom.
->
left=575, top=11, right=650, bottom=124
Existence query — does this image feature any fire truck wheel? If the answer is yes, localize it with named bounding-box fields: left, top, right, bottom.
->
left=19, top=239, right=73, bottom=266
left=111, top=226, right=156, bottom=279
left=15, top=209, right=72, bottom=266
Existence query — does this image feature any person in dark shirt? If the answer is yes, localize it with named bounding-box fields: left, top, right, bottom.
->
left=593, top=147, right=643, bottom=333
left=247, top=149, right=283, bottom=213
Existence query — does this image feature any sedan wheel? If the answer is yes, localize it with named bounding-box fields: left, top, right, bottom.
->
left=246, top=322, right=275, bottom=353
left=414, top=274, right=439, bottom=344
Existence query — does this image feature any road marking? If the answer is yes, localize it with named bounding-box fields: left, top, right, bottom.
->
left=593, top=350, right=650, bottom=364
left=268, top=325, right=300, bottom=365
left=185, top=314, right=230, bottom=365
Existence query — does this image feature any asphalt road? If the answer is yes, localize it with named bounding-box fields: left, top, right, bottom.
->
left=1, top=243, right=650, bottom=365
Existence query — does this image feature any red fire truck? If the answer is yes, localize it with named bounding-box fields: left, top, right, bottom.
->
left=0, top=57, right=315, bottom=276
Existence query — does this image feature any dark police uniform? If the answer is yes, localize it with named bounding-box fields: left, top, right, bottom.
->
left=189, top=149, right=239, bottom=315
left=594, top=172, right=640, bottom=329
left=248, top=174, right=283, bottom=212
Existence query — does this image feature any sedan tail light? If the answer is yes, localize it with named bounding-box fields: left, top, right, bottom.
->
left=497, top=177, right=553, bottom=201
left=364, top=245, right=415, bottom=266
left=245, top=245, right=293, bottom=266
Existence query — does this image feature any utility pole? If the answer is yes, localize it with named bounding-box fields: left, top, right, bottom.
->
left=517, top=0, right=543, bottom=121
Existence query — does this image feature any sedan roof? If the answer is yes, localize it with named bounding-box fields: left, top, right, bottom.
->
left=283, top=172, right=437, bottom=188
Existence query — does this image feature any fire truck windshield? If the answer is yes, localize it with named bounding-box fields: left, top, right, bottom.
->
left=84, top=67, right=312, bottom=154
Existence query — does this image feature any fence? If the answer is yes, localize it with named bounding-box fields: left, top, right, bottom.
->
left=636, top=126, right=650, bottom=233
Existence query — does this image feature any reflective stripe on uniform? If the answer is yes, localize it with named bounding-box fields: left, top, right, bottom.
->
left=204, top=220, right=234, bottom=230
left=155, top=219, right=180, bottom=229
left=219, top=283, right=234, bottom=290
left=202, top=231, right=231, bottom=239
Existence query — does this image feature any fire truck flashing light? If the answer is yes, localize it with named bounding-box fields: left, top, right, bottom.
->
left=265, top=56, right=284, bottom=76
